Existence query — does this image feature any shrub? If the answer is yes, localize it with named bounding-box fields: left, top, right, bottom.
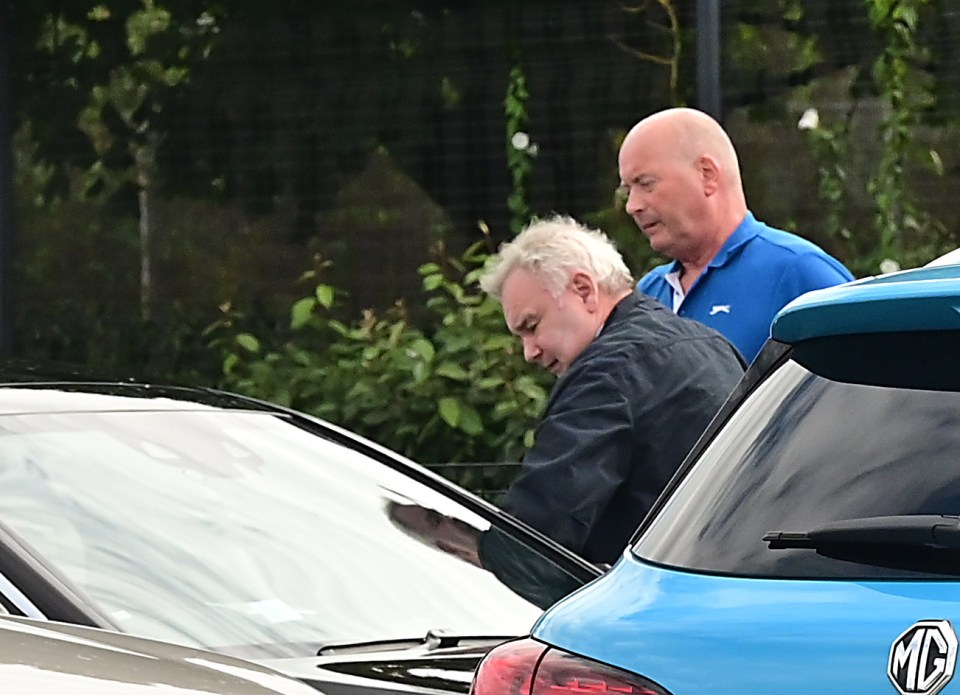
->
left=207, top=241, right=552, bottom=491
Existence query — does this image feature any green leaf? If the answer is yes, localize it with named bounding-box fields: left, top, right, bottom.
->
left=328, top=320, right=350, bottom=336
left=386, top=321, right=405, bottom=346
left=290, top=297, right=317, bottom=329
left=458, top=404, right=484, bottom=435
left=442, top=336, right=473, bottom=353
left=223, top=353, right=239, bottom=374
left=445, top=282, right=465, bottom=302
left=435, top=363, right=469, bottom=381
left=361, top=409, right=392, bottom=426
left=409, top=338, right=436, bottom=362
left=315, top=284, right=335, bottom=308
left=418, top=262, right=442, bottom=276
left=346, top=381, right=374, bottom=400
left=235, top=333, right=260, bottom=353
left=483, top=335, right=515, bottom=351
left=438, top=397, right=460, bottom=427
left=423, top=273, right=445, bottom=291
left=930, top=149, right=944, bottom=176
left=515, top=375, right=547, bottom=401
left=413, top=361, right=428, bottom=383
left=523, top=429, right=536, bottom=448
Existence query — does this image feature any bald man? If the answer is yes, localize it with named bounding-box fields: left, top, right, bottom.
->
left=618, top=107, right=853, bottom=362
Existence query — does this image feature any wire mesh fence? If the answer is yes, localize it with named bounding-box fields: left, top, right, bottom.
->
left=8, top=0, right=960, bottom=449
left=12, top=0, right=960, bottom=348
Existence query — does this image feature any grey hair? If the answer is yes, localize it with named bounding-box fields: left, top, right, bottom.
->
left=479, top=215, right=635, bottom=299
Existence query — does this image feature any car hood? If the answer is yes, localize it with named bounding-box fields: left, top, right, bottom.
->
left=0, top=617, right=319, bottom=695
left=533, top=554, right=960, bottom=694
left=260, top=639, right=506, bottom=694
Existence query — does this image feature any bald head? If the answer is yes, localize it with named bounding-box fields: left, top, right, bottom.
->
left=620, top=108, right=743, bottom=192
left=618, top=108, right=748, bottom=264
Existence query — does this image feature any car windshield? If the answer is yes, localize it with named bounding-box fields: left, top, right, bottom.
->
left=634, top=355, right=960, bottom=579
left=0, top=405, right=588, bottom=656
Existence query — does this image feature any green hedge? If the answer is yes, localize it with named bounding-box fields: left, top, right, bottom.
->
left=207, top=241, right=552, bottom=491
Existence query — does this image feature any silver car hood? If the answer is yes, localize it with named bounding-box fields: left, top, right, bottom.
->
left=0, top=616, right=322, bottom=695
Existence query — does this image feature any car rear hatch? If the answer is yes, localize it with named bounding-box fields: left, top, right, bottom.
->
left=535, top=558, right=960, bottom=694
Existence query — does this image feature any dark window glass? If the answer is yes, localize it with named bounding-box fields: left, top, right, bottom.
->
left=635, top=357, right=960, bottom=579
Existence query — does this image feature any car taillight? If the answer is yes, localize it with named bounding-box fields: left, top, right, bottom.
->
left=471, top=637, right=670, bottom=695
left=470, top=636, right=546, bottom=695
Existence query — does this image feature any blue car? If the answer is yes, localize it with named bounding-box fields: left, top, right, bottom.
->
left=471, top=259, right=960, bottom=695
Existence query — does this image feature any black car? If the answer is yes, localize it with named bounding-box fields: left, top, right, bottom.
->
left=0, top=376, right=600, bottom=694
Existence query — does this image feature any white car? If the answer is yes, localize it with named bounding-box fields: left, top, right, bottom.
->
left=926, top=248, right=960, bottom=267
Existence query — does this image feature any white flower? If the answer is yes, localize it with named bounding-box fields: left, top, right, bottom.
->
left=879, top=258, right=901, bottom=274
left=797, top=108, right=820, bottom=131
left=511, top=132, right=530, bottom=150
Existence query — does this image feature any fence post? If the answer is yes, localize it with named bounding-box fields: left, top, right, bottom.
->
left=0, top=1, right=14, bottom=357
left=696, top=0, right=722, bottom=120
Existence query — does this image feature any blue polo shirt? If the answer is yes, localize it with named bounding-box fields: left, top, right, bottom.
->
left=637, top=212, right=853, bottom=362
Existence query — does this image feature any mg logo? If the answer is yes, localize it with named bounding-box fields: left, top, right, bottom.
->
left=889, top=620, right=958, bottom=695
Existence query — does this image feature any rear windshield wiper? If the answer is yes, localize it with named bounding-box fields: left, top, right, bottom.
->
left=764, top=514, right=960, bottom=550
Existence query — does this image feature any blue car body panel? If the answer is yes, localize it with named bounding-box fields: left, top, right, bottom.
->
left=773, top=265, right=960, bottom=342
left=533, top=555, right=960, bottom=694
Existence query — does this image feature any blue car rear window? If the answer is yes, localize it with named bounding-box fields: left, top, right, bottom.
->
left=634, top=338, right=960, bottom=580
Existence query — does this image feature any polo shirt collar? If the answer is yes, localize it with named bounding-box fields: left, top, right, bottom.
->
left=706, top=211, right=759, bottom=269
left=657, top=212, right=760, bottom=276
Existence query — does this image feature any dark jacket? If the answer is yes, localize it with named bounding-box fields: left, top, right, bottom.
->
left=499, top=292, right=745, bottom=564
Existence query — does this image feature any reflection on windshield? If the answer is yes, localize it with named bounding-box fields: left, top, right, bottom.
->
left=387, top=503, right=584, bottom=607
left=0, top=410, right=551, bottom=656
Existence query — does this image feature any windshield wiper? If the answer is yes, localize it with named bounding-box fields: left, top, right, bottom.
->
left=764, top=514, right=960, bottom=550
left=317, top=628, right=515, bottom=656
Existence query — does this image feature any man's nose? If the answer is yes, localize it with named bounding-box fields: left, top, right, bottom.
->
left=625, top=187, right=644, bottom=216
left=522, top=336, right=541, bottom=363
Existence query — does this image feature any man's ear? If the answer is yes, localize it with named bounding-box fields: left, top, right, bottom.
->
left=570, top=272, right=598, bottom=309
left=698, top=155, right=721, bottom=196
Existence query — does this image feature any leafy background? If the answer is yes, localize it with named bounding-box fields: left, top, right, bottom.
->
left=7, top=0, right=960, bottom=491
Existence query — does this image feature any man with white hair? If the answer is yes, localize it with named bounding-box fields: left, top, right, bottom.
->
left=480, top=215, right=744, bottom=564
